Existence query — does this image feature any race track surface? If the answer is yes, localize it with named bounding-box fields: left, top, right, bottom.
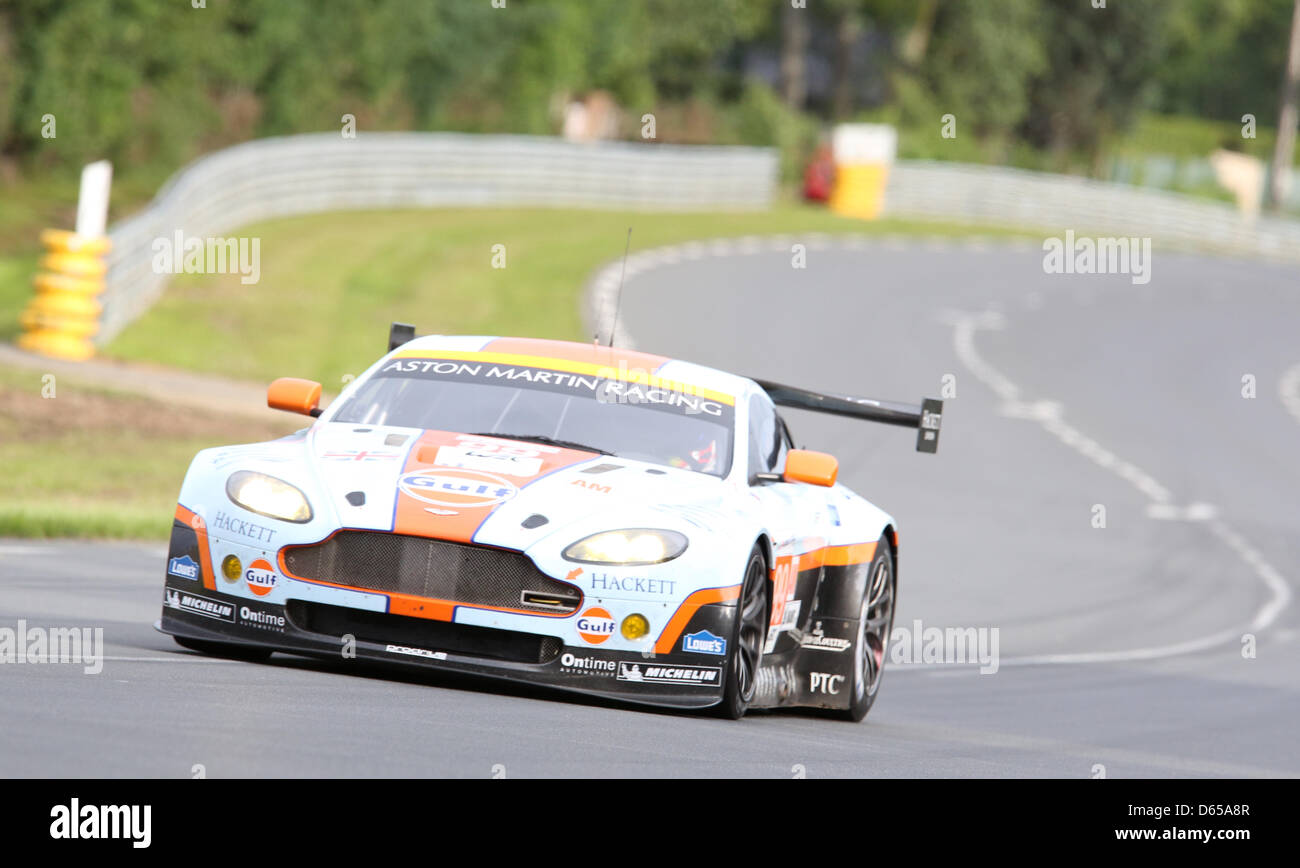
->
left=3, top=239, right=1297, bottom=777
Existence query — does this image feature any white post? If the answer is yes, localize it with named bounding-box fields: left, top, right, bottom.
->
left=75, top=160, right=113, bottom=239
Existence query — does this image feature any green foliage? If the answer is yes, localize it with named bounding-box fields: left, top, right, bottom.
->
left=1156, top=0, right=1297, bottom=126
left=0, top=0, right=782, bottom=173
left=897, top=0, right=1046, bottom=143
left=0, top=0, right=1295, bottom=189
left=728, top=82, right=821, bottom=181
left=1017, top=0, right=1175, bottom=166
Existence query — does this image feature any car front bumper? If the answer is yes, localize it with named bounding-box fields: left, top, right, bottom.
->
left=159, top=577, right=738, bottom=710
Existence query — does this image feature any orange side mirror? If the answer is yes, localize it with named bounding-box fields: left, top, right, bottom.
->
left=268, top=377, right=322, bottom=416
left=783, top=449, right=838, bottom=487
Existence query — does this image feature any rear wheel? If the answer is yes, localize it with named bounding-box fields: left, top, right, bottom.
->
left=174, top=635, right=272, bottom=662
left=840, top=536, right=895, bottom=722
left=716, top=545, right=768, bottom=719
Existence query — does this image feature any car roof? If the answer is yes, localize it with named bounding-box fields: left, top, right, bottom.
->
left=387, top=335, right=756, bottom=405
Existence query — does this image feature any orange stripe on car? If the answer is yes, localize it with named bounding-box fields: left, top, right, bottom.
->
left=386, top=594, right=457, bottom=621
left=654, top=584, right=741, bottom=653
left=483, top=337, right=669, bottom=373
left=392, top=430, right=596, bottom=544
left=174, top=504, right=216, bottom=590
left=821, top=541, right=877, bottom=566
left=782, top=540, right=877, bottom=571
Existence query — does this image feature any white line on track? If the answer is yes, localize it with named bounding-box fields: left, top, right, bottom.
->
left=584, top=234, right=1040, bottom=348
left=944, top=308, right=1292, bottom=666
left=0, top=545, right=51, bottom=557
left=587, top=237, right=1293, bottom=670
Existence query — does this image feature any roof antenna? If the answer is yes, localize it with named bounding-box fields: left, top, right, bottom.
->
left=604, top=226, right=632, bottom=348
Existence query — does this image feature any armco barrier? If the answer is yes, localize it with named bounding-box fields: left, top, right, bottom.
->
left=884, top=161, right=1300, bottom=262
left=89, top=138, right=1299, bottom=348
left=95, top=132, right=779, bottom=344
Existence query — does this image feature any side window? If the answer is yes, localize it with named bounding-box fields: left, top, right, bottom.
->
left=777, top=412, right=794, bottom=453
left=747, top=394, right=786, bottom=478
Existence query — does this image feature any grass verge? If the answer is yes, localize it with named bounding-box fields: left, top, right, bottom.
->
left=0, top=365, right=298, bottom=540
left=102, top=202, right=1030, bottom=388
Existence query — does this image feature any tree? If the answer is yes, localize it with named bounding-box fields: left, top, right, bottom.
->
left=779, top=0, right=809, bottom=110
left=1267, top=0, right=1300, bottom=209
left=1020, top=0, right=1175, bottom=169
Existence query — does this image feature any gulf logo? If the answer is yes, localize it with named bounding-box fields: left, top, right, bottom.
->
left=398, top=467, right=519, bottom=509
left=245, top=558, right=278, bottom=597
left=576, top=607, right=617, bottom=645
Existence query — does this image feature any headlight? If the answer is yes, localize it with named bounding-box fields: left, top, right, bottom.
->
left=225, top=471, right=313, bottom=523
left=562, top=529, right=687, bottom=565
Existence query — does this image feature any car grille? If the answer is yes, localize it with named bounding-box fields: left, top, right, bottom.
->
left=286, top=601, right=563, bottom=664
left=281, top=531, right=583, bottom=615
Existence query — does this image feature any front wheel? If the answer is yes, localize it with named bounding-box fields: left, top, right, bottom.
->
left=840, top=536, right=895, bottom=722
left=716, top=545, right=768, bottom=719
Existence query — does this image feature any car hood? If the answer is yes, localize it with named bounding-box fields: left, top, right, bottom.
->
left=278, top=424, right=734, bottom=547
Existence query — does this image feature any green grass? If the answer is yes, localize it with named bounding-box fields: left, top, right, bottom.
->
left=0, top=366, right=297, bottom=540
left=0, top=252, right=39, bottom=342
left=103, top=202, right=1029, bottom=388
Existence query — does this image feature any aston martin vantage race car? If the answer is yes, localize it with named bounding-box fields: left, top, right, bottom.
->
left=159, top=325, right=942, bottom=720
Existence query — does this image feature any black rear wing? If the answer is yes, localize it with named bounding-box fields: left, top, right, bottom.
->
left=389, top=321, right=417, bottom=351
left=754, top=379, right=943, bottom=454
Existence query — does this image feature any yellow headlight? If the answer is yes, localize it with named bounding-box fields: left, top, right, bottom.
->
left=225, top=470, right=313, bottom=523
left=621, top=613, right=650, bottom=640
left=562, top=529, right=688, bottom=565
left=221, top=555, right=242, bottom=582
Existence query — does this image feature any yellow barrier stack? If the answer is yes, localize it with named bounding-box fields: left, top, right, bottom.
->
left=828, top=124, right=897, bottom=221
left=18, top=229, right=111, bottom=361
left=829, top=164, right=890, bottom=220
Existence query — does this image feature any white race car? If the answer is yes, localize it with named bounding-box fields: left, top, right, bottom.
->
left=160, top=325, right=942, bottom=720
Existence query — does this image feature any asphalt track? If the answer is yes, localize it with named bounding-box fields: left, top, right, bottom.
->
left=3, top=238, right=1297, bottom=778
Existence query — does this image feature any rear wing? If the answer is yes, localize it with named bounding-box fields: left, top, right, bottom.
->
left=754, top=379, right=943, bottom=454
left=389, top=321, right=417, bottom=351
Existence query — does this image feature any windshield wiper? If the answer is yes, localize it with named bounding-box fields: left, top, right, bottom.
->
left=465, top=433, right=616, bottom=456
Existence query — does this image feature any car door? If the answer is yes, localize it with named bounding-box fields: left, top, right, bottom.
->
left=744, top=392, right=833, bottom=653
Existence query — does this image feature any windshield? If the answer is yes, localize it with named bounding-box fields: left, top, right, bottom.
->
left=332, top=357, right=735, bottom=477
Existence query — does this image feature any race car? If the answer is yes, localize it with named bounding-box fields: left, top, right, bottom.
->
left=159, top=325, right=942, bottom=720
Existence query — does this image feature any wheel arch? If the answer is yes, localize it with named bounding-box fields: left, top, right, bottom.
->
left=882, top=524, right=898, bottom=579
left=753, top=532, right=774, bottom=626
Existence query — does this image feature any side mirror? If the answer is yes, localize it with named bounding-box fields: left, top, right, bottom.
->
left=783, top=449, right=838, bottom=487
left=268, top=377, right=322, bottom=417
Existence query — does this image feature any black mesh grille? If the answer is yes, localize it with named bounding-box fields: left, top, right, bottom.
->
left=282, top=532, right=582, bottom=614
left=286, top=601, right=564, bottom=664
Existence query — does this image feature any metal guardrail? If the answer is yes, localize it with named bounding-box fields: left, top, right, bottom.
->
left=885, top=161, right=1300, bottom=262
left=98, top=137, right=1298, bottom=344
left=97, top=132, right=779, bottom=343
left=1108, top=154, right=1300, bottom=213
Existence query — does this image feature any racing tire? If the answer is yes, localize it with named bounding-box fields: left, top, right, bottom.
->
left=839, top=535, right=895, bottom=722
left=716, top=544, right=768, bottom=720
left=174, top=635, right=273, bottom=662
